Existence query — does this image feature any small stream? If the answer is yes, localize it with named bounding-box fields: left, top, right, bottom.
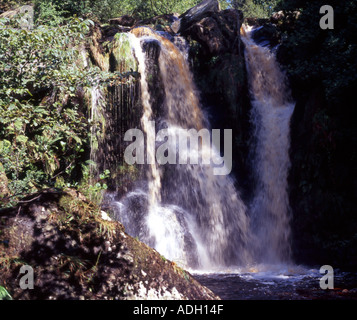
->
left=192, top=265, right=357, bottom=300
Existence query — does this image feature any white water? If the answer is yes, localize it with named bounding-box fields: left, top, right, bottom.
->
left=241, top=25, right=295, bottom=264
left=89, top=85, right=106, bottom=184
left=129, top=34, right=162, bottom=208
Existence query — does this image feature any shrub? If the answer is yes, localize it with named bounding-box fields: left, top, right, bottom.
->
left=0, top=17, right=104, bottom=206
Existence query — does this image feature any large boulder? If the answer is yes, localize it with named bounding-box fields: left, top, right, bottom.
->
left=0, top=190, right=219, bottom=300
left=181, top=3, right=252, bottom=198
left=181, top=9, right=243, bottom=55
left=172, top=0, right=220, bottom=34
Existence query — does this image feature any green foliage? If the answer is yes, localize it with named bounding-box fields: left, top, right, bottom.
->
left=80, top=164, right=110, bottom=204
left=34, top=0, right=67, bottom=26
left=33, top=0, right=205, bottom=22
left=128, top=0, right=201, bottom=18
left=232, top=0, right=278, bottom=18
left=0, top=17, right=107, bottom=207
left=276, top=0, right=357, bottom=267
left=30, top=0, right=281, bottom=23
left=0, top=285, right=12, bottom=300
left=277, top=0, right=357, bottom=102
left=0, top=1, right=31, bottom=12
left=0, top=17, right=100, bottom=96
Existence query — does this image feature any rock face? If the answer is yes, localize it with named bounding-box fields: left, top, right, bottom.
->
left=172, top=0, right=244, bottom=56
left=0, top=190, right=219, bottom=300
left=181, top=2, right=253, bottom=198
left=182, top=9, right=243, bottom=55
left=173, top=0, right=220, bottom=34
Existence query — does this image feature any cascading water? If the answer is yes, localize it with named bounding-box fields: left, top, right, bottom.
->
left=112, top=27, right=251, bottom=270
left=192, top=24, right=304, bottom=300
left=241, top=25, right=295, bottom=264
left=107, top=22, right=296, bottom=272
left=128, top=34, right=162, bottom=207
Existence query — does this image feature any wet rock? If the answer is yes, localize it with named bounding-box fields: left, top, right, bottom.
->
left=181, top=2, right=250, bottom=196
left=251, top=23, right=280, bottom=48
left=89, top=25, right=110, bottom=71
left=181, top=9, right=243, bottom=55
left=174, top=0, right=220, bottom=34
left=109, top=15, right=136, bottom=27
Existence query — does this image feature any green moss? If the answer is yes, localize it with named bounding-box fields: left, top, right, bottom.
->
left=110, top=33, right=138, bottom=73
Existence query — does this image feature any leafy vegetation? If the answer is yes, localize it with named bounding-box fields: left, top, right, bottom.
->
left=0, top=16, right=111, bottom=207
left=232, top=0, right=279, bottom=18
left=0, top=285, right=12, bottom=300
left=276, top=0, right=357, bottom=102
left=31, top=0, right=279, bottom=23
left=2, top=0, right=280, bottom=24
left=274, top=0, right=357, bottom=267
left=33, top=0, right=203, bottom=22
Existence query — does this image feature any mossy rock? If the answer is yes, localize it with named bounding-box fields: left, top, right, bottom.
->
left=0, top=190, right=219, bottom=300
left=108, top=33, right=138, bottom=73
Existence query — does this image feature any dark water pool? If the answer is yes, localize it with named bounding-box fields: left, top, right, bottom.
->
left=192, top=265, right=357, bottom=300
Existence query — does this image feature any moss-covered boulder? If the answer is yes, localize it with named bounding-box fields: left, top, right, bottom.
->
left=88, top=26, right=138, bottom=73
left=0, top=190, right=219, bottom=300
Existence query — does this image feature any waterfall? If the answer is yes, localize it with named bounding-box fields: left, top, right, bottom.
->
left=106, top=23, right=296, bottom=270
left=129, top=34, right=162, bottom=207
left=112, top=27, right=251, bottom=270
left=89, top=85, right=106, bottom=184
left=241, top=25, right=295, bottom=264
